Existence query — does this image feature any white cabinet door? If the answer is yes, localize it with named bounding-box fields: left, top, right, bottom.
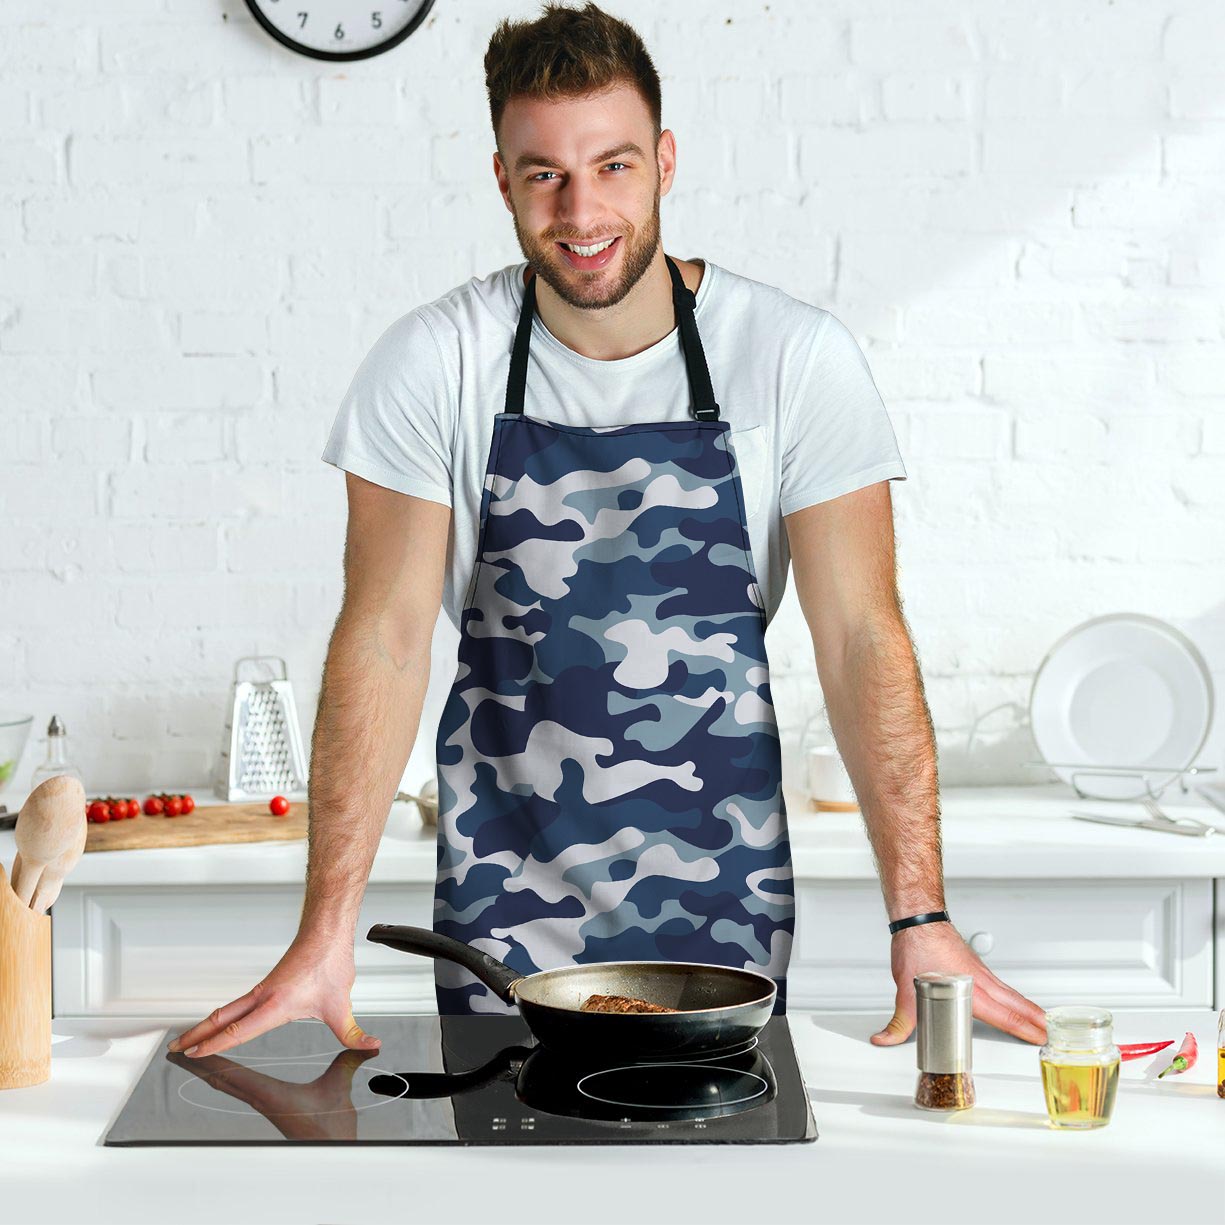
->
left=788, top=878, right=1214, bottom=1010
left=51, top=884, right=438, bottom=1018
left=1217, top=879, right=1225, bottom=1013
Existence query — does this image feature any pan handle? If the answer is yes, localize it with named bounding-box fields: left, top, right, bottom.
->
left=367, top=1046, right=532, bottom=1101
left=366, top=924, right=523, bottom=1003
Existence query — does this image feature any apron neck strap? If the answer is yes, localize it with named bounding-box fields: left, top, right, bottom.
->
left=504, top=255, right=721, bottom=422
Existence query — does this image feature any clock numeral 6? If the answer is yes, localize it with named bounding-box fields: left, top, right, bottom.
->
left=247, top=0, right=437, bottom=59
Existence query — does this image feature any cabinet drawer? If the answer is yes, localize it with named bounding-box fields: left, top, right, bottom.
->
left=52, top=884, right=437, bottom=1018
left=52, top=876, right=1216, bottom=1017
left=790, top=878, right=1213, bottom=1010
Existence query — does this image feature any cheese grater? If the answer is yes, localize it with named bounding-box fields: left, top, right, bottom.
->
left=214, top=656, right=309, bottom=801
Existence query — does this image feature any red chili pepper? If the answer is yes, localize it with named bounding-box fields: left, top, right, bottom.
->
left=1156, top=1032, right=1198, bottom=1079
left=1118, top=1040, right=1174, bottom=1062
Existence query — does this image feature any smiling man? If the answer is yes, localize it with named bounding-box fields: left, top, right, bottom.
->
left=168, top=2, right=1047, bottom=1061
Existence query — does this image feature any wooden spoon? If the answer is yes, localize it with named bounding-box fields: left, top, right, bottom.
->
left=11, top=775, right=87, bottom=914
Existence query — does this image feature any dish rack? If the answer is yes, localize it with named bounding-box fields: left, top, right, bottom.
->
left=1020, top=759, right=1218, bottom=801
left=966, top=699, right=1217, bottom=801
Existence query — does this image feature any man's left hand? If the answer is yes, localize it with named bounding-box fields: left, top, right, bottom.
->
left=871, top=921, right=1048, bottom=1047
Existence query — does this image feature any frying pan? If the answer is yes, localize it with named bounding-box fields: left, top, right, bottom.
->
left=365, top=924, right=776, bottom=1061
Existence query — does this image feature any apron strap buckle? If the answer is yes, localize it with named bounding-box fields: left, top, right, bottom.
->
left=695, top=403, right=721, bottom=422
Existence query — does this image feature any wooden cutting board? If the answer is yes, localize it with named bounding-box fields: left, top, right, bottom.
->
left=84, top=803, right=308, bottom=853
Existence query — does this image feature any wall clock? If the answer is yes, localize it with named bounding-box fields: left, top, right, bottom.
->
left=244, top=0, right=435, bottom=62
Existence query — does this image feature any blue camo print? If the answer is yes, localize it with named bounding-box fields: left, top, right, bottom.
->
left=433, top=412, right=794, bottom=1015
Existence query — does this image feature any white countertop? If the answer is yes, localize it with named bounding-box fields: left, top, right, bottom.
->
left=1, top=1008, right=1220, bottom=1225
left=5, top=783, right=1225, bottom=887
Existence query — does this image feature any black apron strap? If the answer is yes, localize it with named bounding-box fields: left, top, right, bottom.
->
left=504, top=257, right=720, bottom=422
left=504, top=267, right=538, bottom=418
left=664, top=254, right=721, bottom=422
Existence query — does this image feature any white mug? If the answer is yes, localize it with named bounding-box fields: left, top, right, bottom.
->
left=806, top=745, right=858, bottom=812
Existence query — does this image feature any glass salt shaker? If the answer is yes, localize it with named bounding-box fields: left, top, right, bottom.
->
left=29, top=714, right=83, bottom=790
left=914, top=972, right=976, bottom=1111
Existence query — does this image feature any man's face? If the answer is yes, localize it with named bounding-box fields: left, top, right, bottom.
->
left=494, top=82, right=673, bottom=311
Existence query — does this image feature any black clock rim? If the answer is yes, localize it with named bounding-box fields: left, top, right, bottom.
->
left=243, top=0, right=436, bottom=63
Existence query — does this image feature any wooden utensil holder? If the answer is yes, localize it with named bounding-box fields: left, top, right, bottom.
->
left=0, top=864, right=51, bottom=1089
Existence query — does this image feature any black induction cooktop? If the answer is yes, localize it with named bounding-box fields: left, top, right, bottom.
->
left=105, top=1014, right=817, bottom=1146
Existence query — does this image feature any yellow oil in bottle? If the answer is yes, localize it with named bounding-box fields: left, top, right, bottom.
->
left=1041, top=1058, right=1120, bottom=1128
left=1218, top=1009, right=1225, bottom=1099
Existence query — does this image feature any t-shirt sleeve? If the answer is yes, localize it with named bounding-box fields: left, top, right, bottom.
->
left=321, top=307, right=455, bottom=507
left=779, top=310, right=907, bottom=517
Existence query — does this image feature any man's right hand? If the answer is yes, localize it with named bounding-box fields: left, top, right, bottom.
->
left=166, top=937, right=381, bottom=1059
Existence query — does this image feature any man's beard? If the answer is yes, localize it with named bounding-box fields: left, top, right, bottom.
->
left=512, top=185, right=662, bottom=312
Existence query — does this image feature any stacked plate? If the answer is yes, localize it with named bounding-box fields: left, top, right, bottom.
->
left=1029, top=613, right=1214, bottom=800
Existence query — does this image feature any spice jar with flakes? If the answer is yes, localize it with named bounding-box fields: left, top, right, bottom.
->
left=913, top=972, right=976, bottom=1112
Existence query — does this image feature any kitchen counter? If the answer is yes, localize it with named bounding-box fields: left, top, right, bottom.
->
left=1, top=1008, right=1220, bottom=1225
left=5, top=783, right=1225, bottom=885
left=8, top=782, right=1224, bottom=1017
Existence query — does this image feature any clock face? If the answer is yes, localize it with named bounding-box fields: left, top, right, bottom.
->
left=245, top=0, right=435, bottom=62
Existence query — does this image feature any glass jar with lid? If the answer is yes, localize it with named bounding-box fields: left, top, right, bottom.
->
left=1040, top=1005, right=1121, bottom=1129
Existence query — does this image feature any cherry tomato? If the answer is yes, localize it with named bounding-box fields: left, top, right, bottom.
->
left=164, top=796, right=183, bottom=817
left=143, top=796, right=164, bottom=816
left=269, top=795, right=290, bottom=817
left=180, top=793, right=195, bottom=815
left=128, top=797, right=139, bottom=819
left=111, top=798, right=130, bottom=820
left=88, top=801, right=109, bottom=823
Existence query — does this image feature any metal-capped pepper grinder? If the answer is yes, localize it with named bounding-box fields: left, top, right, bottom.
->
left=914, top=972, right=975, bottom=1111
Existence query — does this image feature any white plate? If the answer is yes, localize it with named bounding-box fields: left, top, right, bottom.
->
left=1028, top=613, right=1213, bottom=800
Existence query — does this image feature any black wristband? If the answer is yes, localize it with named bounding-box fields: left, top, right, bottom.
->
left=888, top=910, right=950, bottom=935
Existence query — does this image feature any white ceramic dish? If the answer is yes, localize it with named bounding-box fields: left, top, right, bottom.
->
left=1028, top=613, right=1213, bottom=800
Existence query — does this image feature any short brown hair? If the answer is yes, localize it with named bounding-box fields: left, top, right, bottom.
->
left=484, top=3, right=662, bottom=152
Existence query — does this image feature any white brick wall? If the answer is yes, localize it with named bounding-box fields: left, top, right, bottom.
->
left=2, top=1, right=1222, bottom=800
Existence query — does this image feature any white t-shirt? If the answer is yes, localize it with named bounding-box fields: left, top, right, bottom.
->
left=322, top=257, right=907, bottom=632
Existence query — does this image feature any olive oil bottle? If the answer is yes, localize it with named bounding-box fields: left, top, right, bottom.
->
left=1217, top=1008, right=1224, bottom=1100
left=1039, top=1006, right=1120, bottom=1130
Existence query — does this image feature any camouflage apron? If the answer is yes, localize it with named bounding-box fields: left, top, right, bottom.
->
left=433, top=255, right=794, bottom=1015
